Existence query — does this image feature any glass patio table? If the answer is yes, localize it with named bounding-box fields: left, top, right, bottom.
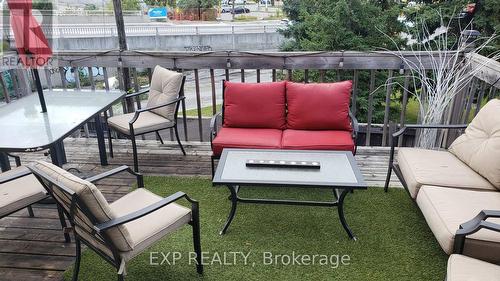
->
left=0, top=90, right=124, bottom=170
left=213, top=149, right=367, bottom=240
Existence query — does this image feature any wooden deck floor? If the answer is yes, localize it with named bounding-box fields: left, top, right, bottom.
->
left=0, top=138, right=401, bottom=280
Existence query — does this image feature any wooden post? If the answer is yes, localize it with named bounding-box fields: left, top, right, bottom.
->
left=112, top=0, right=133, bottom=112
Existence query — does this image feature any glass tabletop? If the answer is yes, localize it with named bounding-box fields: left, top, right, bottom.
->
left=213, top=149, right=367, bottom=188
left=0, top=90, right=124, bottom=151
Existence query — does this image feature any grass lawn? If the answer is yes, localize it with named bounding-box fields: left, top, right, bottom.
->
left=65, top=177, right=447, bottom=281
left=185, top=105, right=221, bottom=118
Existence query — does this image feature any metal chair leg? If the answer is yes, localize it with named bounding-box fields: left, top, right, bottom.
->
left=211, top=156, right=215, bottom=180
left=174, top=125, right=186, bottom=155
left=56, top=205, right=71, bottom=243
left=191, top=205, right=203, bottom=274
left=131, top=136, right=139, bottom=172
left=384, top=164, right=392, bottom=192
left=108, top=129, right=114, bottom=158
left=72, top=238, right=81, bottom=281
left=155, top=131, right=164, bottom=144
left=27, top=205, right=35, bottom=217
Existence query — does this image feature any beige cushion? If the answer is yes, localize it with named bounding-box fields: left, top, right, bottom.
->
left=416, top=186, right=500, bottom=263
left=447, top=254, right=500, bottom=281
left=108, top=111, right=174, bottom=135
left=146, top=66, right=183, bottom=120
left=397, top=148, right=496, bottom=198
left=0, top=167, right=47, bottom=217
left=109, top=188, right=191, bottom=261
left=29, top=161, right=134, bottom=252
left=449, top=99, right=500, bottom=190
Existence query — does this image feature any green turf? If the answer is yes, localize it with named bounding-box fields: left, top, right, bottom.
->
left=185, top=105, right=221, bottom=117
left=65, top=177, right=447, bottom=281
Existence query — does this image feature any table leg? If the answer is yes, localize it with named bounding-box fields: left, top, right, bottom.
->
left=0, top=152, right=11, bottom=172
left=220, top=185, right=239, bottom=235
left=50, top=142, right=66, bottom=167
left=338, top=188, right=356, bottom=240
left=94, top=114, right=108, bottom=166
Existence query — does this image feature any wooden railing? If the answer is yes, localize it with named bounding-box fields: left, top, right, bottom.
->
left=1, top=50, right=498, bottom=146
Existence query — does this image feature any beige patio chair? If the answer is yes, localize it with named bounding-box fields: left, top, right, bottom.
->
left=446, top=254, right=500, bottom=281
left=0, top=154, right=72, bottom=242
left=384, top=98, right=500, bottom=198
left=28, top=161, right=202, bottom=281
left=107, top=66, right=186, bottom=172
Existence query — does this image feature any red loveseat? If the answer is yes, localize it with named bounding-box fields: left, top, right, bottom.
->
left=209, top=80, right=359, bottom=176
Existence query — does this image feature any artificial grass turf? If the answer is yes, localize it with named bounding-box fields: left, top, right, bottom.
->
left=65, top=176, right=447, bottom=281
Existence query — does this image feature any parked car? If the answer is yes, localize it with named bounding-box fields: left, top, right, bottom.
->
left=221, top=5, right=232, bottom=13
left=233, top=6, right=250, bottom=14
left=260, top=0, right=271, bottom=4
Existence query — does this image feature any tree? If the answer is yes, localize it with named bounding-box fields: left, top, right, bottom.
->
left=176, top=0, right=218, bottom=9
left=143, top=0, right=177, bottom=7
left=106, top=0, right=141, bottom=11
left=32, top=0, right=54, bottom=10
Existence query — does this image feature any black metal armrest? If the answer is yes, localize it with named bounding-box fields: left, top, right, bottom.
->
left=210, top=112, right=222, bottom=135
left=5, top=153, right=21, bottom=167
left=125, top=88, right=150, bottom=99
left=86, top=165, right=144, bottom=188
left=453, top=210, right=500, bottom=254
left=95, top=191, right=198, bottom=232
left=129, top=97, right=185, bottom=126
left=0, top=167, right=31, bottom=184
left=393, top=124, right=468, bottom=138
left=349, top=110, right=359, bottom=139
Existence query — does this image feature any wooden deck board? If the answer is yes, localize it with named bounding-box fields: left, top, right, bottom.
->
left=0, top=139, right=402, bottom=280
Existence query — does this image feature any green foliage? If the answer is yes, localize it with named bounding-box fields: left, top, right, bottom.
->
left=84, top=4, right=98, bottom=11
left=176, top=0, right=218, bottom=9
left=106, top=0, right=141, bottom=11
left=281, top=0, right=405, bottom=51
left=404, top=0, right=499, bottom=51
left=143, top=0, right=177, bottom=7
left=32, top=0, right=54, bottom=10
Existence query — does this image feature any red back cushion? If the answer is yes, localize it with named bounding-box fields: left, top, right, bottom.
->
left=286, top=81, right=352, bottom=130
left=223, top=81, right=286, bottom=129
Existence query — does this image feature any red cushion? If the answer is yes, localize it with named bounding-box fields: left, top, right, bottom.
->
left=223, top=81, right=286, bottom=129
left=281, top=129, right=355, bottom=152
left=286, top=81, right=352, bottom=130
left=212, top=127, right=283, bottom=156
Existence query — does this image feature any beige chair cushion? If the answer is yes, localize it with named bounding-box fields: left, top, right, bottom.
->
left=30, top=161, right=134, bottom=252
left=449, top=99, right=500, bottom=190
left=146, top=66, right=183, bottom=120
left=0, top=167, right=47, bottom=217
left=108, top=111, right=174, bottom=135
left=447, top=254, right=500, bottom=281
left=109, top=188, right=191, bottom=261
left=416, top=186, right=500, bottom=263
left=397, top=148, right=495, bottom=198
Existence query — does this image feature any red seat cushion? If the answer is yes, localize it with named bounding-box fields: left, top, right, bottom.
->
left=286, top=81, right=352, bottom=130
left=281, top=129, right=355, bottom=152
left=212, top=128, right=283, bottom=156
left=223, top=81, right=286, bottom=129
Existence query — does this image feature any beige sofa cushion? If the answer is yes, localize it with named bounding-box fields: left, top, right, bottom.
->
left=107, top=111, right=174, bottom=135
left=447, top=254, right=500, bottom=281
left=0, top=167, right=47, bottom=217
left=416, top=186, right=500, bottom=263
left=109, top=188, right=191, bottom=261
left=449, top=99, right=500, bottom=190
left=30, top=161, right=134, bottom=252
left=397, top=148, right=495, bottom=198
left=146, top=66, right=183, bottom=120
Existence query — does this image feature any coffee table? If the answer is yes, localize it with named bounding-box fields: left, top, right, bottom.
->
left=213, top=149, right=367, bottom=240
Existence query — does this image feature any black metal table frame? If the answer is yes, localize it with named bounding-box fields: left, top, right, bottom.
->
left=220, top=183, right=364, bottom=240
left=213, top=149, right=367, bottom=240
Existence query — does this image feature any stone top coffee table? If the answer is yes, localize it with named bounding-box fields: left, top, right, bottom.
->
left=213, top=148, right=367, bottom=240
